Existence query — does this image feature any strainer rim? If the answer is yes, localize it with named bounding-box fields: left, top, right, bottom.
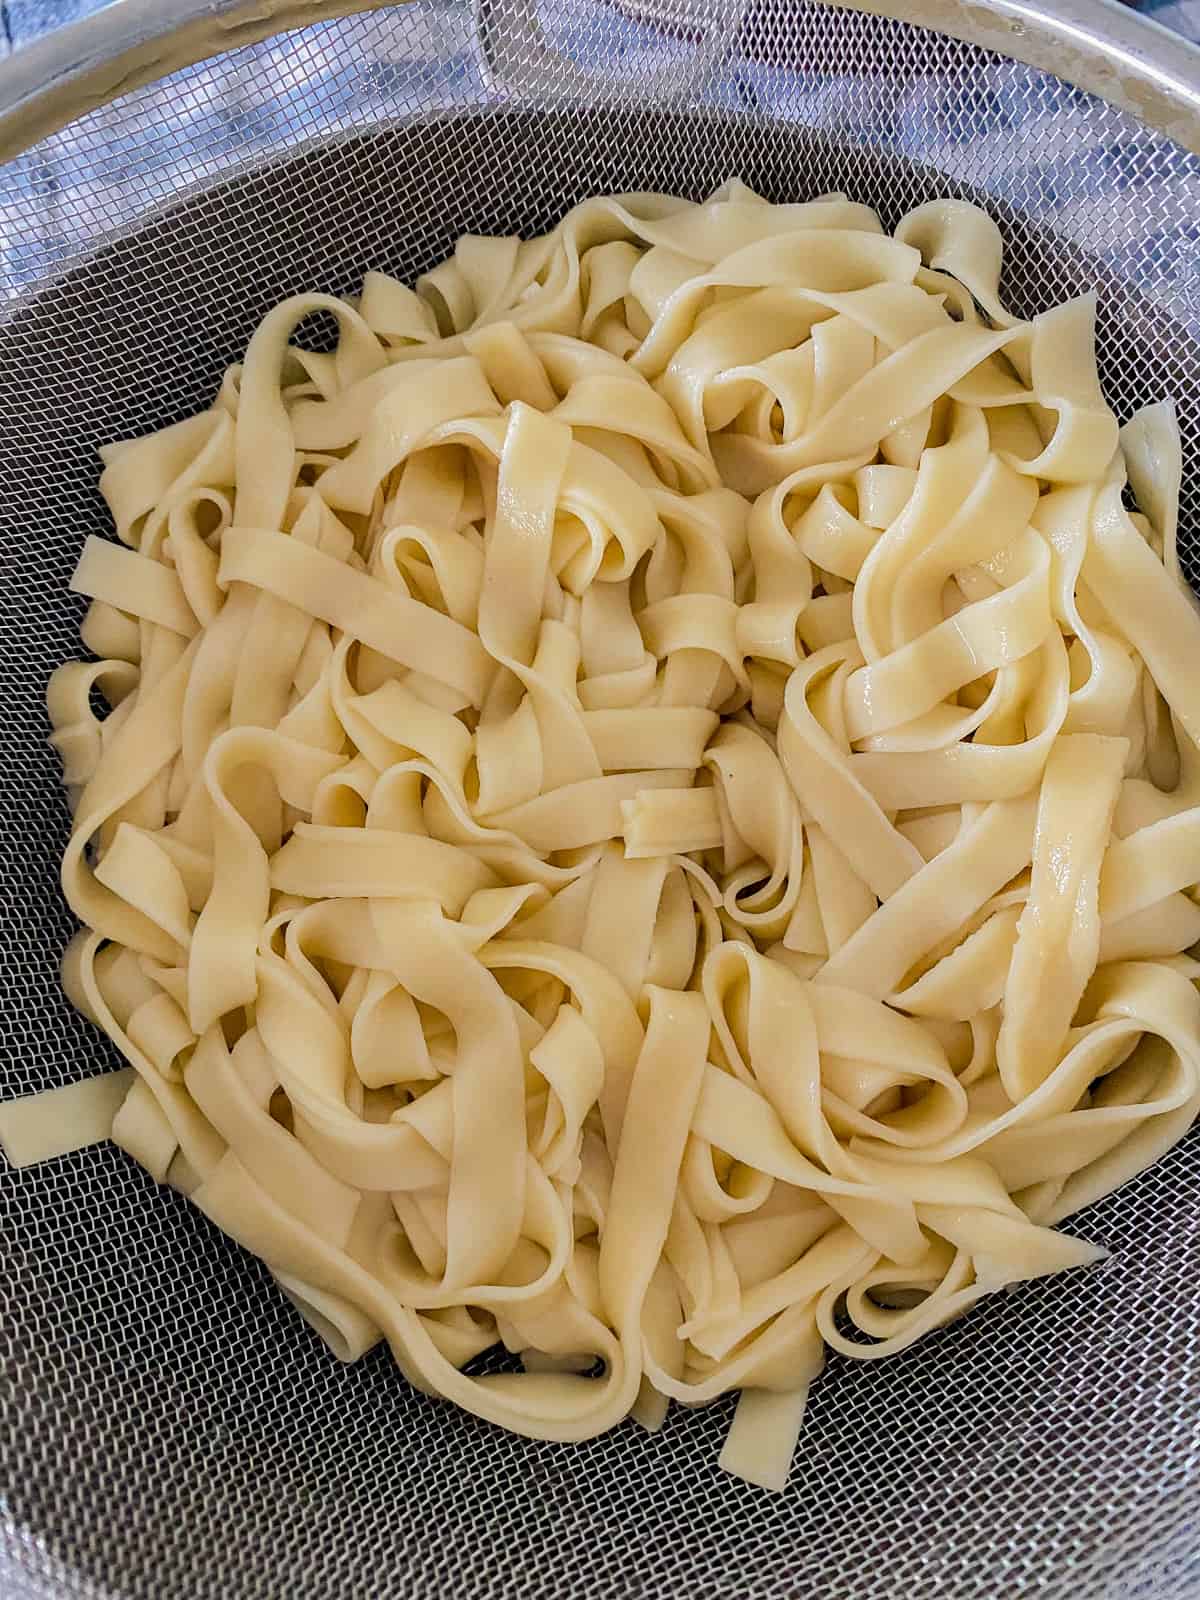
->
left=0, top=0, right=1199, bottom=163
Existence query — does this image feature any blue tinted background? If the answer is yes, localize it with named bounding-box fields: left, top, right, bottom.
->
left=1, top=0, right=1198, bottom=52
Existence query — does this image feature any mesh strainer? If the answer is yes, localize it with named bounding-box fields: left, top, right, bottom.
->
left=1, top=2, right=1198, bottom=1596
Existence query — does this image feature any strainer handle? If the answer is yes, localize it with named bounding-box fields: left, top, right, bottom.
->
left=468, top=0, right=1200, bottom=152
left=475, top=0, right=750, bottom=104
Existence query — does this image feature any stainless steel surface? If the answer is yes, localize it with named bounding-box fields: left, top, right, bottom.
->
left=0, top=1, right=401, bottom=158
left=3, top=0, right=1200, bottom=153
left=814, top=0, right=1200, bottom=149
left=0, top=2, right=1197, bottom=1597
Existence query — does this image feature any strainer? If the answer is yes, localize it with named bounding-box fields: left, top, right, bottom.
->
left=1, top=2, right=1198, bottom=1596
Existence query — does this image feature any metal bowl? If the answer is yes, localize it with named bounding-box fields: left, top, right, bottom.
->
left=1, top=4, right=1197, bottom=1597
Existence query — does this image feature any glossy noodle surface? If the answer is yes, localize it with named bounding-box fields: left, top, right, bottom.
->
left=43, top=186, right=1200, bottom=1491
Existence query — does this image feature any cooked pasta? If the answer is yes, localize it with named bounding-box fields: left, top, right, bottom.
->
left=41, top=183, right=1200, bottom=1492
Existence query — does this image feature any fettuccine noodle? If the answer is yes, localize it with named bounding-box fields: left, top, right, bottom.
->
left=43, top=184, right=1200, bottom=1492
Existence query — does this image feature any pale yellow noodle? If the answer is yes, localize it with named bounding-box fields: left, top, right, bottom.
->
left=19, top=182, right=1200, bottom=1495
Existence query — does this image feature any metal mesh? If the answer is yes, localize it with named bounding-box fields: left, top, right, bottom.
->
left=1, top=3, right=1198, bottom=1596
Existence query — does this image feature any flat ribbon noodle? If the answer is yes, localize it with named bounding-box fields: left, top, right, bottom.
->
left=41, top=185, right=1200, bottom=1496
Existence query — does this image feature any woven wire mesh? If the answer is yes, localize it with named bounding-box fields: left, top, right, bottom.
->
left=0, top=2, right=1198, bottom=1596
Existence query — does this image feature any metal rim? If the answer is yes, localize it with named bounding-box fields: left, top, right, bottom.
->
left=0, top=0, right=1198, bottom=162
left=839, top=0, right=1200, bottom=150
left=0, top=0, right=391, bottom=163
